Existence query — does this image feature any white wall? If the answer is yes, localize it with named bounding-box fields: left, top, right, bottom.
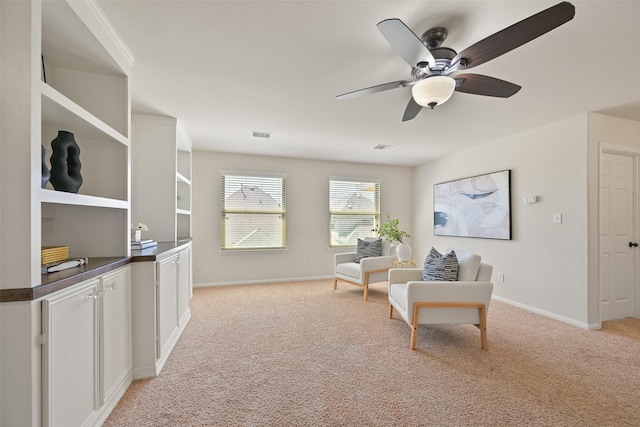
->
left=192, top=151, right=413, bottom=285
left=413, top=114, right=592, bottom=327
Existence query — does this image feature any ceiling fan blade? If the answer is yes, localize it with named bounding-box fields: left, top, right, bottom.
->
left=377, top=18, right=436, bottom=69
left=450, top=1, right=575, bottom=70
left=454, top=74, right=521, bottom=98
left=336, top=80, right=413, bottom=100
left=402, top=97, right=423, bottom=121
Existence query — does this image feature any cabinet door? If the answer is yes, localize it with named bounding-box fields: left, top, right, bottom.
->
left=43, top=279, right=100, bottom=427
left=157, top=255, right=179, bottom=358
left=101, top=267, right=132, bottom=403
left=177, top=248, right=191, bottom=324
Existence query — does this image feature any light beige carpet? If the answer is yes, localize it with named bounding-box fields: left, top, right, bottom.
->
left=105, top=280, right=640, bottom=426
left=600, top=317, right=640, bottom=341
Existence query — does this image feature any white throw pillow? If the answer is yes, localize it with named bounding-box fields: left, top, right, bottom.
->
left=447, top=248, right=481, bottom=281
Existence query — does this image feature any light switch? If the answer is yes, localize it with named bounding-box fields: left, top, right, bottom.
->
left=553, top=213, right=562, bottom=224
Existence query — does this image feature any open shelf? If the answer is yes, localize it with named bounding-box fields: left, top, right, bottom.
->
left=176, top=172, right=191, bottom=186
left=41, top=0, right=131, bottom=137
left=41, top=83, right=128, bottom=146
left=40, top=189, right=128, bottom=210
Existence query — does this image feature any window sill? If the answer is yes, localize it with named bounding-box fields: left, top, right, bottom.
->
left=219, top=248, right=288, bottom=255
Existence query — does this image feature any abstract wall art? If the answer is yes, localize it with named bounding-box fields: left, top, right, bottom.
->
left=434, top=170, right=511, bottom=240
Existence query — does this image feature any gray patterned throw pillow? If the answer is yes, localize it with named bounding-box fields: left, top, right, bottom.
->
left=355, top=238, right=382, bottom=263
left=422, top=247, right=459, bottom=281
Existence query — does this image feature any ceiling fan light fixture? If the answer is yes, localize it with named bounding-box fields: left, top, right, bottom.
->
left=411, top=76, right=456, bottom=109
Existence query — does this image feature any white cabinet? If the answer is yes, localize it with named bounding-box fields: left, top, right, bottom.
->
left=42, top=279, right=99, bottom=427
left=177, top=247, right=193, bottom=313
left=157, top=246, right=192, bottom=359
left=132, top=244, right=192, bottom=379
left=157, top=255, right=179, bottom=357
left=101, top=268, right=133, bottom=406
left=132, top=114, right=193, bottom=242
left=42, top=266, right=132, bottom=427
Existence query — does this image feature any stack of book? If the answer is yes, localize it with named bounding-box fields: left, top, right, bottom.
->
left=131, top=239, right=158, bottom=250
left=41, top=246, right=69, bottom=265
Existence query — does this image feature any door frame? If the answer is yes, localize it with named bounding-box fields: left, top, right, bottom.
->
left=599, top=143, right=640, bottom=322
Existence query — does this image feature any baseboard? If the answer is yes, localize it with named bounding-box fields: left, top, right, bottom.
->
left=194, top=275, right=334, bottom=288
left=90, top=368, right=133, bottom=426
left=132, top=365, right=158, bottom=380
left=492, top=295, right=599, bottom=329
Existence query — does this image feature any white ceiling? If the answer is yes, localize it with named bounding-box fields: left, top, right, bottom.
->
left=97, top=1, right=640, bottom=167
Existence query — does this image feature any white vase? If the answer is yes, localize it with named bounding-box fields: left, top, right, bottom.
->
left=133, top=229, right=142, bottom=243
left=396, top=242, right=412, bottom=262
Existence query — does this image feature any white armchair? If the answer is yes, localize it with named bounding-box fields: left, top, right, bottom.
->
left=388, top=248, right=494, bottom=350
left=333, top=238, right=397, bottom=301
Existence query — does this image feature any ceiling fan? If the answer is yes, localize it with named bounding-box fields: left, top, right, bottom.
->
left=336, top=2, right=575, bottom=121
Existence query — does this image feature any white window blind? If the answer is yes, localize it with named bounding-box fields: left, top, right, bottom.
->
left=221, top=173, right=286, bottom=250
left=329, top=179, right=380, bottom=247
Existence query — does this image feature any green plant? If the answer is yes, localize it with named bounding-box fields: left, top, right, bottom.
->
left=379, top=213, right=410, bottom=243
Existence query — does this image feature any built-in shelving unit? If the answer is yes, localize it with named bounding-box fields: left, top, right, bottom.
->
left=40, top=0, right=132, bottom=262
left=0, top=1, right=134, bottom=425
left=176, top=136, right=193, bottom=240
left=132, top=114, right=193, bottom=243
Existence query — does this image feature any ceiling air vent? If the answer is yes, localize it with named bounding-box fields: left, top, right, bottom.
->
left=251, top=130, right=272, bottom=139
left=373, top=144, right=394, bottom=150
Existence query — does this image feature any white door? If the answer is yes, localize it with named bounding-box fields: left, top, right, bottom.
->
left=600, top=152, right=636, bottom=321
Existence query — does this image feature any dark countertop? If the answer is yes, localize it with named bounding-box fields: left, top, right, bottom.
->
left=129, top=241, right=192, bottom=262
left=0, top=240, right=191, bottom=302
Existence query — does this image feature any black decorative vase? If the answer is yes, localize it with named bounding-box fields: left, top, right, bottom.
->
left=49, top=130, right=83, bottom=193
left=41, top=144, right=51, bottom=189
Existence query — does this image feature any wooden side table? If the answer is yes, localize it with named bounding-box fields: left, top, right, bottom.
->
left=392, top=259, right=417, bottom=268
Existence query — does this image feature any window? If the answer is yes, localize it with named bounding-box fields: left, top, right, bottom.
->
left=221, top=172, right=286, bottom=250
left=329, top=178, right=380, bottom=247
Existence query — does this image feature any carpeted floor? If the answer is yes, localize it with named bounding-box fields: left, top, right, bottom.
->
left=600, top=316, right=640, bottom=341
left=104, top=280, right=640, bottom=426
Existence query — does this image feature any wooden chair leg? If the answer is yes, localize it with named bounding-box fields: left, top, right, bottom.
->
left=478, top=305, right=488, bottom=351
left=410, top=303, right=420, bottom=350
left=388, top=304, right=393, bottom=319
left=363, top=272, right=370, bottom=301
left=410, top=325, right=418, bottom=350
left=333, top=277, right=337, bottom=290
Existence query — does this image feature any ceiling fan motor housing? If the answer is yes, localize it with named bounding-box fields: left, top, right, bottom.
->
left=421, top=27, right=448, bottom=49
left=415, top=30, right=458, bottom=77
